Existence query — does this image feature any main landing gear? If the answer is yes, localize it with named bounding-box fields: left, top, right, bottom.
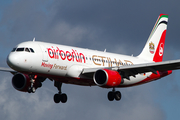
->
left=108, top=88, right=121, bottom=101
left=53, top=81, right=67, bottom=103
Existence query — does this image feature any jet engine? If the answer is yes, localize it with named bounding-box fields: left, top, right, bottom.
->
left=12, top=73, right=42, bottom=92
left=93, top=69, right=122, bottom=88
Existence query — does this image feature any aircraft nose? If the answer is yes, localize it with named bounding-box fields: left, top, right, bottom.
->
left=7, top=53, right=19, bottom=69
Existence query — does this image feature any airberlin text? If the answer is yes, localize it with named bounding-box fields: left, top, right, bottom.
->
left=47, top=46, right=86, bottom=63
left=46, top=46, right=134, bottom=67
left=41, top=62, right=67, bottom=70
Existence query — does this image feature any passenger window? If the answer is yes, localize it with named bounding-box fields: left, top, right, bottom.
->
left=25, top=48, right=30, bottom=52
left=16, top=48, right=24, bottom=52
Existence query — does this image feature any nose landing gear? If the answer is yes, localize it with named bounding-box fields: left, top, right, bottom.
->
left=28, top=75, right=37, bottom=93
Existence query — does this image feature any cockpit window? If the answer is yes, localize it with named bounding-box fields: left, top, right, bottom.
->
left=25, top=48, right=30, bottom=52
left=16, top=48, right=24, bottom=52
left=11, top=48, right=17, bottom=52
left=30, top=48, right=34, bottom=53
left=12, top=47, right=35, bottom=53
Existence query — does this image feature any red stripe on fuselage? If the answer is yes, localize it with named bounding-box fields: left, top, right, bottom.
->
left=19, top=70, right=172, bottom=88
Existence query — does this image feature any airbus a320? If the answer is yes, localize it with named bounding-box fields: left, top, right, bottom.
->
left=1, top=14, right=179, bottom=103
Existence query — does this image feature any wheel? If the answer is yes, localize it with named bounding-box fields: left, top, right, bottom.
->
left=27, top=87, right=36, bottom=93
left=54, top=94, right=61, bottom=103
left=114, top=91, right=121, bottom=101
left=60, top=93, right=67, bottom=103
left=28, top=87, right=32, bottom=93
left=31, top=87, right=36, bottom=93
left=108, top=91, right=114, bottom=101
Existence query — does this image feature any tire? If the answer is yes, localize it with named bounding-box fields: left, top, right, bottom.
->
left=54, top=94, right=61, bottom=103
left=28, top=87, right=31, bottom=93
left=31, top=87, right=36, bottom=93
left=61, top=93, right=67, bottom=103
left=114, top=91, right=121, bottom=101
left=108, top=91, right=114, bottom=101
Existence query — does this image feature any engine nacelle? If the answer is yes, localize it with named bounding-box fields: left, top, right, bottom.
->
left=93, top=69, right=122, bottom=88
left=12, top=73, right=41, bottom=92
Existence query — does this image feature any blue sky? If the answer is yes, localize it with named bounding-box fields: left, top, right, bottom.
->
left=0, top=0, right=180, bottom=120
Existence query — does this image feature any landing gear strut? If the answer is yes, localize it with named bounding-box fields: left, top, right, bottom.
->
left=28, top=75, right=37, bottom=93
left=54, top=81, right=67, bottom=103
left=107, top=88, right=121, bottom=101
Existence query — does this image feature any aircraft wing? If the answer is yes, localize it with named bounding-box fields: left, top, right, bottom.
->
left=82, top=59, right=180, bottom=79
left=0, top=67, right=17, bottom=74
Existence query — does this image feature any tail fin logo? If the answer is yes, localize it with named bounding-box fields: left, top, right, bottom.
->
left=138, top=14, right=168, bottom=62
left=149, top=42, right=155, bottom=54
left=159, top=43, right=164, bottom=56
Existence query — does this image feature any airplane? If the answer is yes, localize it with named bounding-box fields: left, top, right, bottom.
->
left=1, top=14, right=180, bottom=103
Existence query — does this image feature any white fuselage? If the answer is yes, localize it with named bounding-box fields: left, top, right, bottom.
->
left=7, top=41, right=158, bottom=87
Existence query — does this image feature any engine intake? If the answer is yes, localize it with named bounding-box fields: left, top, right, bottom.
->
left=93, top=69, right=122, bottom=87
left=12, top=73, right=31, bottom=92
left=12, top=73, right=43, bottom=92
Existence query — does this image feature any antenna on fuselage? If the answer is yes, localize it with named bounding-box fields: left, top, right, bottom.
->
left=33, top=37, right=35, bottom=42
left=104, top=49, right=106, bottom=52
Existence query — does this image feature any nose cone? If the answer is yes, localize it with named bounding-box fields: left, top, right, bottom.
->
left=7, top=53, right=19, bottom=69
